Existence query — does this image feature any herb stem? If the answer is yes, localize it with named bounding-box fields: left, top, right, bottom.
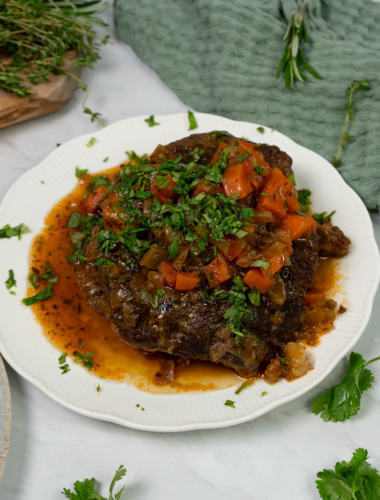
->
left=334, top=87, right=354, bottom=167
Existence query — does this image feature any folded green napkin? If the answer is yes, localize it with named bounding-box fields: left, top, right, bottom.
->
left=115, top=0, right=380, bottom=211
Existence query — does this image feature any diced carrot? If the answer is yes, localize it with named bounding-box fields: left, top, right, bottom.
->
left=265, top=167, right=292, bottom=193
left=151, top=174, right=178, bottom=204
left=222, top=164, right=254, bottom=200
left=210, top=142, right=228, bottom=164
left=158, top=260, right=177, bottom=288
left=235, top=244, right=256, bottom=268
left=256, top=189, right=287, bottom=218
left=237, top=140, right=257, bottom=156
left=222, top=235, right=247, bottom=261
left=204, top=252, right=233, bottom=288
left=192, top=178, right=224, bottom=197
left=278, top=214, right=317, bottom=241
left=85, top=185, right=108, bottom=214
left=261, top=251, right=288, bottom=278
left=175, top=272, right=200, bottom=291
left=243, top=268, right=275, bottom=293
left=243, top=157, right=272, bottom=191
left=305, top=289, right=324, bottom=307
left=285, top=185, right=300, bottom=213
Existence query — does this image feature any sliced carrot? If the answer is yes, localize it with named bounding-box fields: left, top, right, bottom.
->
left=151, top=174, right=178, bottom=204
left=210, top=141, right=228, bottom=164
left=243, top=268, right=275, bottom=293
left=158, top=260, right=177, bottom=288
left=222, top=235, right=247, bottom=261
left=204, top=252, right=232, bottom=288
left=278, top=214, right=317, bottom=241
left=85, top=185, right=108, bottom=214
left=305, top=289, right=324, bottom=307
left=222, top=164, right=254, bottom=200
left=192, top=178, right=224, bottom=198
left=175, top=272, right=200, bottom=291
left=285, top=185, right=300, bottom=213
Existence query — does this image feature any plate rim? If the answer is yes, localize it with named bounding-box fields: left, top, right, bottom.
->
left=0, top=112, right=379, bottom=432
left=0, top=355, right=11, bottom=481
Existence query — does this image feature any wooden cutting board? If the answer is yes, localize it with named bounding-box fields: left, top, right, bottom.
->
left=0, top=50, right=80, bottom=131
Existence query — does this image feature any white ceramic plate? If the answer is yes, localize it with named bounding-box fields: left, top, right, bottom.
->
left=0, top=356, right=11, bottom=482
left=0, top=113, right=378, bottom=432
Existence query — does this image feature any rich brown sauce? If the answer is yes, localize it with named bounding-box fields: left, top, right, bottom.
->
left=27, top=167, right=342, bottom=393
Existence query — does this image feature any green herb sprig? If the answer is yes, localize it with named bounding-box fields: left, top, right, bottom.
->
left=331, top=81, right=371, bottom=167
left=62, top=465, right=127, bottom=500
left=312, top=352, right=380, bottom=422
left=0, top=0, right=110, bottom=127
left=276, top=1, right=321, bottom=89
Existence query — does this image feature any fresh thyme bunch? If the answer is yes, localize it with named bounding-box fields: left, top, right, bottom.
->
left=0, top=0, right=109, bottom=126
left=276, top=1, right=321, bottom=89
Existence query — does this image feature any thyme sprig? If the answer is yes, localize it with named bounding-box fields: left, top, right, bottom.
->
left=276, top=1, right=321, bottom=89
left=0, top=0, right=109, bottom=126
left=331, top=80, right=371, bottom=167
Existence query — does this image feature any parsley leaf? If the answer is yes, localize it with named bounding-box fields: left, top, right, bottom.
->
left=261, top=391, right=268, bottom=397
left=250, top=260, right=270, bottom=270
left=188, top=110, right=198, bottom=131
left=62, top=465, right=127, bottom=500
left=0, top=223, right=29, bottom=240
left=75, top=166, right=88, bottom=178
left=248, top=288, right=260, bottom=306
left=168, top=239, right=179, bottom=260
left=74, top=351, right=94, bottom=371
left=297, top=189, right=312, bottom=213
left=235, top=381, right=253, bottom=395
left=94, top=258, right=115, bottom=267
left=237, top=152, right=249, bottom=163
left=23, top=283, right=54, bottom=306
left=225, top=400, right=236, bottom=409
left=67, top=212, right=82, bottom=228
left=313, top=211, right=336, bottom=225
left=316, top=448, right=380, bottom=500
left=257, top=127, right=264, bottom=134
left=5, top=269, right=16, bottom=290
left=312, top=352, right=380, bottom=422
left=211, top=130, right=231, bottom=138
left=289, top=173, right=296, bottom=186
left=145, top=115, right=159, bottom=127
left=86, top=137, right=96, bottom=147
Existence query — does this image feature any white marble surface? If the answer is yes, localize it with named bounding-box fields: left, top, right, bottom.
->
left=1, top=6, right=380, bottom=499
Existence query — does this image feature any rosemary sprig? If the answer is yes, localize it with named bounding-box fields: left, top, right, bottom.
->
left=0, top=0, right=109, bottom=126
left=331, top=80, right=371, bottom=167
left=276, top=1, right=321, bottom=89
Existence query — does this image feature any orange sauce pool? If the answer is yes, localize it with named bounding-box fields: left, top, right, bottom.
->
left=27, top=167, right=343, bottom=393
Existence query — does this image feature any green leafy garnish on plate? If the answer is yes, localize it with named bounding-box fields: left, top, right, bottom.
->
left=188, top=110, right=198, bottom=131
left=62, top=465, right=127, bottom=500
left=145, top=115, right=159, bottom=127
left=86, top=137, right=96, bottom=147
left=313, top=211, right=336, bottom=225
left=75, top=167, right=88, bottom=178
left=297, top=189, right=312, bottom=213
left=225, top=400, right=236, bottom=409
left=235, top=381, right=253, bottom=395
left=0, top=223, right=29, bottom=240
left=23, top=283, right=54, bottom=306
left=5, top=270, right=16, bottom=291
left=312, top=352, right=380, bottom=422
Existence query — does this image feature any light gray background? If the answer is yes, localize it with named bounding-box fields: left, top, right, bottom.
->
left=0, top=5, right=379, bottom=499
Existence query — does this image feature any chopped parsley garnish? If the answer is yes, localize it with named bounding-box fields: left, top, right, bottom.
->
left=94, top=258, right=115, bottom=267
left=313, top=211, right=336, bottom=225
left=257, top=127, right=264, bottom=134
left=289, top=173, right=296, bottom=186
left=145, top=115, right=159, bottom=127
left=271, top=126, right=276, bottom=132
left=141, top=290, right=148, bottom=298
left=261, top=391, right=268, bottom=397
left=86, top=137, right=96, bottom=147
left=254, top=165, right=263, bottom=175
left=225, top=399, right=236, bottom=409
left=62, top=465, right=127, bottom=500
left=5, top=269, right=16, bottom=290
left=103, top=157, right=109, bottom=162
left=74, top=351, right=94, bottom=371
left=297, top=189, right=312, bottom=213
left=316, top=448, right=380, bottom=500
left=211, top=130, right=231, bottom=138
left=97, top=383, right=101, bottom=395
left=168, top=239, right=179, bottom=260
left=58, top=352, right=70, bottom=374
left=188, top=110, right=198, bottom=130
left=237, top=152, right=249, bottom=163
left=0, top=223, right=29, bottom=240
left=248, top=288, right=260, bottom=306
left=312, top=352, right=380, bottom=422
left=60, top=364, right=70, bottom=374
left=250, top=260, right=270, bottom=270
left=281, top=358, right=290, bottom=365
left=67, top=212, right=82, bottom=228
left=235, top=381, right=253, bottom=395
left=75, top=166, right=88, bottom=178
left=23, top=283, right=54, bottom=306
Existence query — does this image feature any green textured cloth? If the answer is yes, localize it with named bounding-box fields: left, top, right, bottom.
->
left=114, top=0, right=380, bottom=211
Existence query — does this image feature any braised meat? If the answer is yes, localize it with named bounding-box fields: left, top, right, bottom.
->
left=74, top=132, right=349, bottom=379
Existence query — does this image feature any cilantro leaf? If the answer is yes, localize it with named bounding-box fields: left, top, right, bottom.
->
left=145, top=115, right=159, bottom=127
left=168, top=239, right=179, bottom=260
left=75, top=167, right=88, bottom=178
left=289, top=173, right=296, bottom=186
left=23, top=283, right=54, bottom=306
left=0, top=223, right=29, bottom=240
left=67, top=212, right=82, bottom=228
left=248, top=288, right=260, bottom=306
left=5, top=269, right=16, bottom=290
left=86, top=137, right=96, bottom=147
left=316, top=448, right=380, bottom=500
left=312, top=352, right=380, bottom=422
left=225, top=400, right=235, bottom=409
left=94, top=258, right=115, bottom=267
left=297, top=189, right=312, bottom=213
left=74, top=351, right=94, bottom=371
left=257, top=127, right=264, bottom=134
left=235, top=381, right=253, bottom=395
left=237, top=152, right=249, bottom=163
left=62, top=465, right=127, bottom=500
left=313, top=211, right=336, bottom=225
left=250, top=260, right=270, bottom=270
left=188, top=110, right=198, bottom=131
